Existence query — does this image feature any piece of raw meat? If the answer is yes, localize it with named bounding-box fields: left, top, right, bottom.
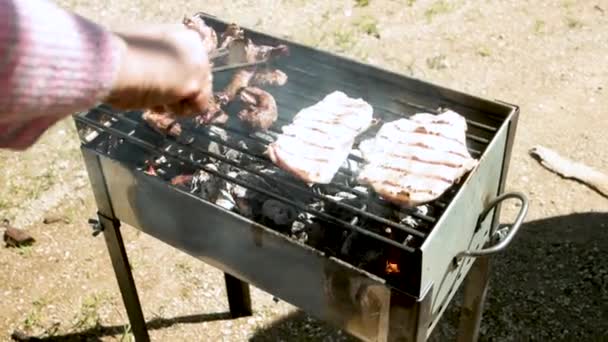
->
left=267, top=91, right=374, bottom=184
left=357, top=110, right=478, bottom=207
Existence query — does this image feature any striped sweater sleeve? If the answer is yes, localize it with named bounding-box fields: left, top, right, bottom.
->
left=0, top=0, right=123, bottom=149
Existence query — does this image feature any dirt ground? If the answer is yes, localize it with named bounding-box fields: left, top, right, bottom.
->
left=1, top=0, right=607, bottom=341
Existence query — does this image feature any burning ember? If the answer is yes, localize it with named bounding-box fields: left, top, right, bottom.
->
left=386, top=261, right=400, bottom=274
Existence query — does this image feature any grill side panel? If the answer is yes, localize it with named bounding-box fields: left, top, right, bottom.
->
left=419, top=113, right=511, bottom=331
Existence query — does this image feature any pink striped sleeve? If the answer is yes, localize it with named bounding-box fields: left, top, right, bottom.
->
left=0, top=0, right=122, bottom=149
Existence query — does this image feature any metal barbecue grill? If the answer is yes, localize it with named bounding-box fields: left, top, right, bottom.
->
left=74, top=14, right=528, bottom=342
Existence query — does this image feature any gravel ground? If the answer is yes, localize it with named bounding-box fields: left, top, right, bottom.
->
left=1, top=0, right=607, bottom=341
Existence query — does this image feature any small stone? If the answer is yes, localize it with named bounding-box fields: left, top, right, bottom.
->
left=3, top=225, right=35, bottom=248
left=43, top=215, right=69, bottom=224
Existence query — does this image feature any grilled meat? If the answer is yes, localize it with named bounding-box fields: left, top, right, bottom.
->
left=267, top=91, right=374, bottom=184
left=357, top=110, right=478, bottom=207
left=194, top=97, right=229, bottom=125
left=225, top=37, right=289, bottom=65
left=170, top=174, right=194, bottom=187
left=192, top=68, right=255, bottom=126
left=142, top=109, right=182, bottom=137
left=182, top=13, right=218, bottom=54
left=247, top=41, right=289, bottom=62
left=210, top=65, right=284, bottom=129
left=217, top=69, right=256, bottom=104
left=237, top=87, right=278, bottom=130
left=225, top=38, right=249, bottom=65
left=252, top=69, right=288, bottom=87
left=219, top=23, right=245, bottom=50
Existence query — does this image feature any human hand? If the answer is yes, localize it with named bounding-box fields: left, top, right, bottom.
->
left=105, top=24, right=213, bottom=116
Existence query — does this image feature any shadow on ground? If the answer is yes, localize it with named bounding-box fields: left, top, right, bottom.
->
left=10, top=312, right=231, bottom=342
left=11, top=212, right=608, bottom=341
left=249, top=211, right=608, bottom=341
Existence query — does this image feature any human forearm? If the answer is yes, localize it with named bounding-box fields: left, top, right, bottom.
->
left=0, top=0, right=212, bottom=150
left=0, top=0, right=123, bottom=124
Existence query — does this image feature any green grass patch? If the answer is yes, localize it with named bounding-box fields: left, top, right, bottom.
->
left=353, top=15, right=380, bottom=38
left=425, top=0, right=453, bottom=22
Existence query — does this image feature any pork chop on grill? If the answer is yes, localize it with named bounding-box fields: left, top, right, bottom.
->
left=267, top=91, right=374, bottom=184
left=357, top=110, right=478, bottom=207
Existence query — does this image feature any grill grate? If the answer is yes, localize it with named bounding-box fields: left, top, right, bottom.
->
left=74, top=93, right=493, bottom=257
left=76, top=111, right=425, bottom=250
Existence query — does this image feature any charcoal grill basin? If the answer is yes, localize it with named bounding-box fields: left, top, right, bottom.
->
left=75, top=13, right=527, bottom=342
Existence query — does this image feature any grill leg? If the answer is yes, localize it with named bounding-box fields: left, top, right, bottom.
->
left=99, top=214, right=150, bottom=342
left=456, top=256, right=491, bottom=342
left=224, top=273, right=252, bottom=318
left=379, top=287, right=432, bottom=342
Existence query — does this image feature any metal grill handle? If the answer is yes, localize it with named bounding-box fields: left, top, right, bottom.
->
left=457, top=192, right=529, bottom=258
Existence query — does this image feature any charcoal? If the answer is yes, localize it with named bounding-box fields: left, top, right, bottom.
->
left=364, top=200, right=394, bottom=220
left=140, top=155, right=175, bottom=180
left=262, top=199, right=297, bottom=227
left=214, top=172, right=238, bottom=210
left=216, top=189, right=236, bottom=210
left=291, top=220, right=307, bottom=235
left=189, top=151, right=204, bottom=164
left=308, top=200, right=324, bottom=212
left=396, top=211, right=420, bottom=228
left=154, top=156, right=168, bottom=165
left=231, top=172, right=269, bottom=218
left=360, top=250, right=383, bottom=266
left=340, top=231, right=357, bottom=255
left=416, top=205, right=431, bottom=217
left=334, top=192, right=357, bottom=201
left=202, top=140, right=223, bottom=157
left=403, top=234, right=416, bottom=247
left=208, top=126, right=229, bottom=141
left=199, top=126, right=228, bottom=157
left=352, top=186, right=369, bottom=195
left=93, top=129, right=123, bottom=156
left=225, top=148, right=242, bottom=163
left=191, top=164, right=222, bottom=201
left=250, top=131, right=275, bottom=144
left=159, top=161, right=191, bottom=181
left=303, top=221, right=324, bottom=247
left=258, top=169, right=312, bottom=202
left=234, top=140, right=261, bottom=165
left=324, top=192, right=364, bottom=223
left=290, top=208, right=331, bottom=244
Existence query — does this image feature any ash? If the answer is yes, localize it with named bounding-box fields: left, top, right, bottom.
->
left=136, top=124, right=432, bottom=278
